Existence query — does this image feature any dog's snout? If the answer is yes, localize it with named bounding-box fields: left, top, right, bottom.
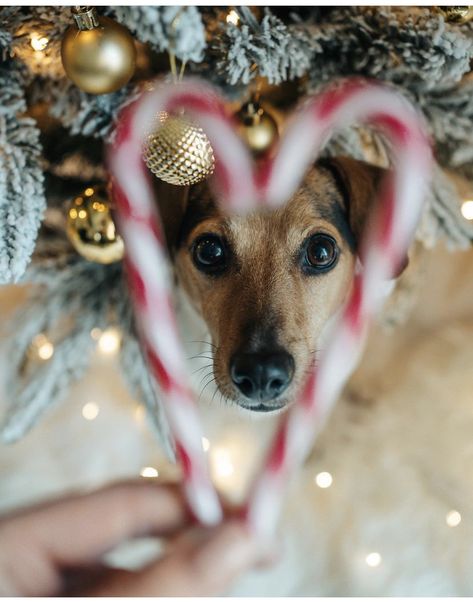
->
left=230, top=351, right=295, bottom=403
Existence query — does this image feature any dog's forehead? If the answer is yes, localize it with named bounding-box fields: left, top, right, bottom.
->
left=182, top=166, right=347, bottom=245
left=291, top=167, right=343, bottom=217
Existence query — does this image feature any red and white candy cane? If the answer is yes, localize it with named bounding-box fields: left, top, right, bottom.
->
left=108, top=77, right=431, bottom=534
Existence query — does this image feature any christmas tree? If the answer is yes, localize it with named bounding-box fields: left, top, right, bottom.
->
left=0, top=4, right=472, bottom=451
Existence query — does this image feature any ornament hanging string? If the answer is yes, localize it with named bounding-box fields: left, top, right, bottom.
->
left=168, top=7, right=187, bottom=83
left=108, top=77, right=431, bottom=534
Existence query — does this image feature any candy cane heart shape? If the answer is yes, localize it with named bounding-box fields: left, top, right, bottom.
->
left=108, top=77, right=432, bottom=535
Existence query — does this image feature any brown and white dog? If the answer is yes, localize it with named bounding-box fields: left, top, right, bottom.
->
left=154, top=157, right=403, bottom=414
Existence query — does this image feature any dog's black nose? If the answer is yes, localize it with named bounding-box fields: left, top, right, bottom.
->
left=230, top=351, right=294, bottom=402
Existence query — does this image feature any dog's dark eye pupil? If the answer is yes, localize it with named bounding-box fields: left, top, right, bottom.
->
left=306, top=234, right=338, bottom=271
left=193, top=235, right=226, bottom=272
left=310, top=243, right=330, bottom=263
left=197, top=240, right=223, bottom=264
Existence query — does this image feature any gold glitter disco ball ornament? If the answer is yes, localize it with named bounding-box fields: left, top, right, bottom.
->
left=66, top=185, right=125, bottom=264
left=438, top=5, right=473, bottom=23
left=143, top=112, right=215, bottom=186
left=61, top=6, right=136, bottom=95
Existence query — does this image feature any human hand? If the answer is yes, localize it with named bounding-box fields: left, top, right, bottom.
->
left=0, top=480, right=275, bottom=596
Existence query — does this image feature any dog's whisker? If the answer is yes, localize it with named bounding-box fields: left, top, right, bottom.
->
left=197, top=369, right=214, bottom=389
left=191, top=363, right=213, bottom=375
left=198, top=376, right=217, bottom=402
left=199, top=372, right=214, bottom=389
left=187, top=353, right=214, bottom=361
left=210, top=383, right=221, bottom=406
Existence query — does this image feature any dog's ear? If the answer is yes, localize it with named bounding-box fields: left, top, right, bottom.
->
left=151, top=177, right=190, bottom=256
left=320, top=156, right=385, bottom=242
left=320, top=156, right=408, bottom=277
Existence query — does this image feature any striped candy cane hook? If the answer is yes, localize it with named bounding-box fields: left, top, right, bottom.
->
left=108, top=77, right=431, bottom=534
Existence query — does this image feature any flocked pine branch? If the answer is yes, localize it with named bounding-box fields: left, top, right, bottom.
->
left=1, top=315, right=98, bottom=443
left=0, top=61, right=45, bottom=283
left=30, top=77, right=142, bottom=142
left=215, top=8, right=321, bottom=86
left=109, top=5, right=206, bottom=63
left=0, top=224, right=172, bottom=456
left=304, top=7, right=473, bottom=93
left=420, top=76, right=473, bottom=180
left=0, top=255, right=104, bottom=439
left=0, top=7, right=16, bottom=59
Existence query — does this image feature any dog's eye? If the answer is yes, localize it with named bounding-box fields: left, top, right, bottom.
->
left=304, top=234, right=339, bottom=272
left=192, top=234, right=227, bottom=274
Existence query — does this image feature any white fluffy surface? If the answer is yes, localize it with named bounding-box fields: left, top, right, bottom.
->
left=1, top=244, right=473, bottom=596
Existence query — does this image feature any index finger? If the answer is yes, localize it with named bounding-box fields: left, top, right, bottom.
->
left=0, top=480, right=192, bottom=566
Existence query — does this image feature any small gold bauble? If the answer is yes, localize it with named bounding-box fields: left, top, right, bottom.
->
left=143, top=112, right=215, bottom=186
left=235, top=101, right=279, bottom=155
left=66, top=185, right=125, bottom=264
left=439, top=5, right=473, bottom=22
left=61, top=8, right=136, bottom=95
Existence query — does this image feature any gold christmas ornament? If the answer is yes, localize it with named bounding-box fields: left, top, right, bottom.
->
left=235, top=100, right=279, bottom=155
left=438, top=6, right=473, bottom=23
left=143, top=112, right=215, bottom=186
left=61, top=7, right=136, bottom=95
left=66, top=185, right=125, bottom=264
